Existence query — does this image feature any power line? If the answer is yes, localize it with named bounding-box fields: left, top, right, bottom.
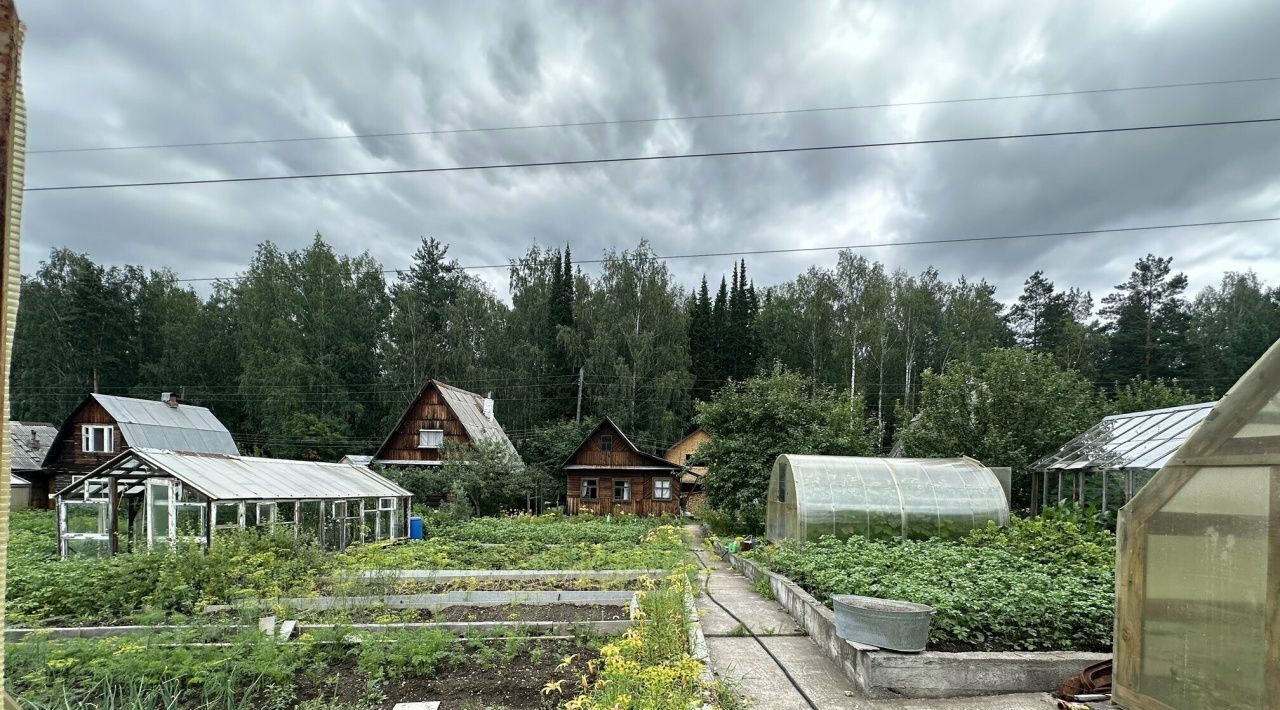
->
left=160, top=215, right=1280, bottom=283
left=29, top=75, right=1280, bottom=155
left=25, top=115, right=1280, bottom=193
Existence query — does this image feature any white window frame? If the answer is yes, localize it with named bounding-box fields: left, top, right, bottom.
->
left=417, top=429, right=445, bottom=449
left=81, top=424, right=115, bottom=454
left=654, top=479, right=672, bottom=500
left=613, top=479, right=631, bottom=502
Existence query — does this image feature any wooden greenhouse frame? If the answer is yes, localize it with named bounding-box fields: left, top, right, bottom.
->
left=1114, top=336, right=1280, bottom=708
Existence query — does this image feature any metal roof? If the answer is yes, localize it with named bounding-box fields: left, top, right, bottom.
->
left=90, top=394, right=239, bottom=458
left=433, top=382, right=519, bottom=457
left=65, top=448, right=411, bottom=501
left=9, top=421, right=56, bottom=470
left=1033, top=401, right=1217, bottom=473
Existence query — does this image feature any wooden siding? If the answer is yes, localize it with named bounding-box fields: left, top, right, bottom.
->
left=664, top=428, right=710, bottom=477
left=564, top=420, right=653, bottom=469
left=375, top=383, right=475, bottom=462
left=565, top=472, right=681, bottom=516
left=45, top=398, right=125, bottom=476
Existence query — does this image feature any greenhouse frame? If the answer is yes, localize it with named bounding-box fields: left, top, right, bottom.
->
left=1031, top=400, right=1215, bottom=514
left=55, top=448, right=412, bottom=558
left=1114, top=336, right=1280, bottom=709
left=765, top=455, right=1010, bottom=542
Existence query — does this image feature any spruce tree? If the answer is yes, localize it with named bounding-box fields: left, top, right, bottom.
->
left=712, top=275, right=730, bottom=385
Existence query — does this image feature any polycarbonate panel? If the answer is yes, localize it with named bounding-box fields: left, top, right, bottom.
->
left=1138, top=466, right=1268, bottom=708
left=766, top=455, right=1008, bottom=542
left=1033, top=402, right=1214, bottom=473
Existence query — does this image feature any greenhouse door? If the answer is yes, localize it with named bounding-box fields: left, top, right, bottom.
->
left=145, top=479, right=175, bottom=550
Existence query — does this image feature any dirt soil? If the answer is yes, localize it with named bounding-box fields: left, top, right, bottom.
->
left=433, top=603, right=629, bottom=623
left=294, top=641, right=600, bottom=709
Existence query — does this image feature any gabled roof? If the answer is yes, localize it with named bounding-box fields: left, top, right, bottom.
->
left=374, top=379, right=518, bottom=459
left=43, top=394, right=239, bottom=467
left=57, top=448, right=411, bottom=501
left=561, top=416, right=683, bottom=471
left=10, top=421, right=57, bottom=470
left=1033, top=400, right=1216, bottom=473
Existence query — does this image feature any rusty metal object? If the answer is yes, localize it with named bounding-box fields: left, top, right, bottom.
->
left=1059, top=658, right=1112, bottom=701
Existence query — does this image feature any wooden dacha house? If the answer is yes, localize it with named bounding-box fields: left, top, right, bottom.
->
left=9, top=420, right=55, bottom=508
left=373, top=379, right=519, bottom=467
left=563, top=417, right=683, bottom=516
left=39, top=392, right=238, bottom=499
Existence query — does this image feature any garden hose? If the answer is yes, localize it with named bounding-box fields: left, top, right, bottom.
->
left=693, top=543, right=821, bottom=710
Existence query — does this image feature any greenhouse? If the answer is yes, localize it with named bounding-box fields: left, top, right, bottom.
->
left=55, top=448, right=413, bottom=558
left=765, top=455, right=1010, bottom=542
left=1031, top=400, right=1215, bottom=513
left=1114, top=337, right=1280, bottom=710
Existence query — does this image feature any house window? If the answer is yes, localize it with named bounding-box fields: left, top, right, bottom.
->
left=684, top=452, right=694, bottom=464
left=614, top=479, right=631, bottom=502
left=654, top=479, right=672, bottom=500
left=581, top=479, right=599, bottom=501
left=600, top=435, right=613, bottom=452
left=81, top=425, right=114, bottom=454
left=418, top=429, right=444, bottom=449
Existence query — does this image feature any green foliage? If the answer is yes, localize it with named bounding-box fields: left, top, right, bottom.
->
left=697, top=366, right=881, bottom=531
left=6, top=512, right=331, bottom=626
left=1101, top=254, right=1191, bottom=382
left=385, top=439, right=529, bottom=517
left=899, top=348, right=1102, bottom=508
left=750, top=517, right=1115, bottom=651
left=356, top=628, right=461, bottom=680
left=1106, top=376, right=1201, bottom=415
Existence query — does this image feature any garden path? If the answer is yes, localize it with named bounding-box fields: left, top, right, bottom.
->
left=687, top=526, right=1057, bottom=709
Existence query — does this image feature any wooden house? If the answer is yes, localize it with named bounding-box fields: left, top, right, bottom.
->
left=372, top=379, right=519, bottom=467
left=664, top=427, right=710, bottom=514
left=9, top=421, right=56, bottom=508
left=563, top=417, right=683, bottom=516
left=40, top=393, right=238, bottom=502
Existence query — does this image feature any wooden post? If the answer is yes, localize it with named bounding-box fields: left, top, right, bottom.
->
left=107, top=477, right=119, bottom=555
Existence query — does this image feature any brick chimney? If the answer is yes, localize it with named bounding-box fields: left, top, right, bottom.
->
left=162, top=392, right=179, bottom=408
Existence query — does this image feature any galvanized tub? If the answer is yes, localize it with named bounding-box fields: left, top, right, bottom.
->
left=832, top=594, right=934, bottom=652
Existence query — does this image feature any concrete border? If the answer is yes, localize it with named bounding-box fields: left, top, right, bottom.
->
left=713, top=542, right=1108, bottom=699
left=683, top=583, right=717, bottom=685
left=332, top=569, right=664, bottom=582
left=6, top=618, right=632, bottom=642
left=204, top=589, right=636, bottom=612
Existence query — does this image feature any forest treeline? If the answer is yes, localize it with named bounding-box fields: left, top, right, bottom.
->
left=10, top=234, right=1280, bottom=462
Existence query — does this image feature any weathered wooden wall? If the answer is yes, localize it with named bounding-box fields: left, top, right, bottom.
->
left=45, top=398, right=123, bottom=489
left=564, top=420, right=651, bottom=468
left=565, top=472, right=681, bottom=516
left=376, top=383, right=474, bottom=462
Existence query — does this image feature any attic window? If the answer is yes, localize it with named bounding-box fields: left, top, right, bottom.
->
left=600, top=435, right=613, bottom=452
left=418, top=429, right=444, bottom=449
left=81, top=425, right=114, bottom=454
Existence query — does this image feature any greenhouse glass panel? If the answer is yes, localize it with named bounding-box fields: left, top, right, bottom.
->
left=766, top=455, right=1008, bottom=543
left=1114, top=335, right=1280, bottom=710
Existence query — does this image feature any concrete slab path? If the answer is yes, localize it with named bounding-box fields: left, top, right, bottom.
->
left=687, top=526, right=1057, bottom=709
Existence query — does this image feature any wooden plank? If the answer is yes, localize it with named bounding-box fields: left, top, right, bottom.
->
left=1114, top=507, right=1145, bottom=701
left=1266, top=465, right=1280, bottom=709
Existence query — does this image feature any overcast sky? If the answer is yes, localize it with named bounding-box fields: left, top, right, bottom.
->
left=17, top=1, right=1280, bottom=305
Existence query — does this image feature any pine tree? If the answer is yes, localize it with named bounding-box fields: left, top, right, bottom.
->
left=687, top=276, right=717, bottom=398
left=712, top=276, right=730, bottom=385
left=1101, top=255, right=1190, bottom=381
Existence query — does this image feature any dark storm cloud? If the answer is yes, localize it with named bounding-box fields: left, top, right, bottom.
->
left=16, top=0, right=1280, bottom=304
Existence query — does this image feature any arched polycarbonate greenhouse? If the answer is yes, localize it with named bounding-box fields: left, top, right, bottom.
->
left=1114, top=336, right=1280, bottom=709
left=765, top=455, right=1010, bottom=542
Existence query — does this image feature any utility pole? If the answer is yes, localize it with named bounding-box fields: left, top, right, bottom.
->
left=575, top=366, right=584, bottom=424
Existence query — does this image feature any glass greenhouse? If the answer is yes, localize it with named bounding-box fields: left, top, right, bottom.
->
left=55, top=448, right=413, bottom=558
left=1114, top=337, right=1280, bottom=710
left=765, top=455, right=1010, bottom=542
left=1032, top=401, right=1215, bottom=513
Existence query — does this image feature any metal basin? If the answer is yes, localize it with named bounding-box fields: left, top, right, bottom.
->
left=832, top=594, right=934, bottom=652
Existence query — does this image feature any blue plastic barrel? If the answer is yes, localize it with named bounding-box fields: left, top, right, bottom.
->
left=409, top=516, right=425, bottom=540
